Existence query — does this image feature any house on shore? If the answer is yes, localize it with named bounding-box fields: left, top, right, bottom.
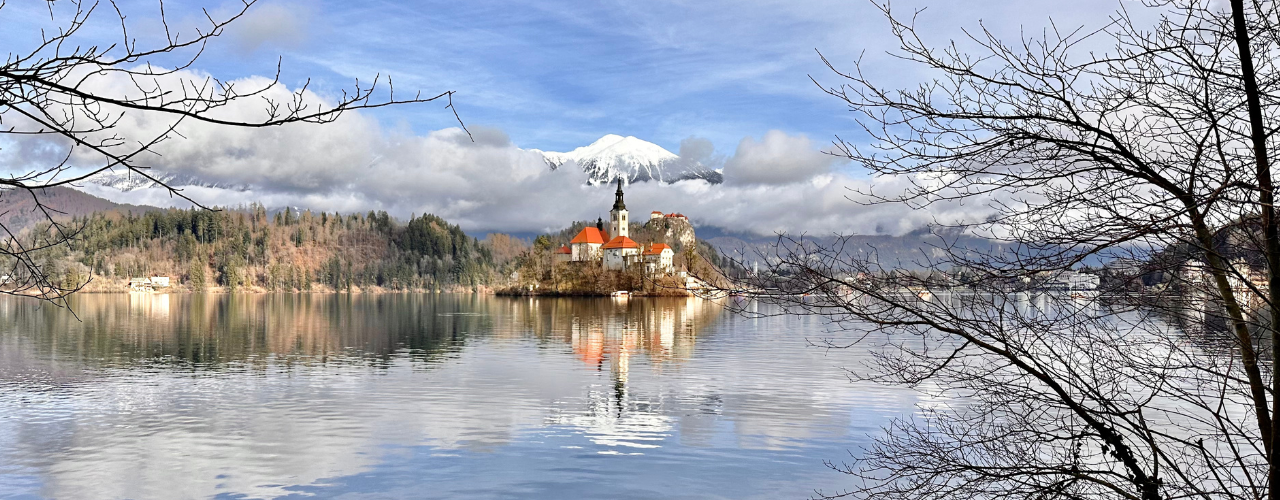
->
left=128, top=276, right=171, bottom=292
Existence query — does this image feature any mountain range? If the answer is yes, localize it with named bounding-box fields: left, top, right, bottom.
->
left=92, top=135, right=724, bottom=192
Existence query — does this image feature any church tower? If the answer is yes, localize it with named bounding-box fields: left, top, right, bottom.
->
left=610, top=178, right=629, bottom=238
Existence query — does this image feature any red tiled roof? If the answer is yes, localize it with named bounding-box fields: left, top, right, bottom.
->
left=570, top=227, right=607, bottom=245
left=651, top=211, right=663, bottom=214
left=644, top=243, right=671, bottom=255
left=602, top=236, right=641, bottom=250
left=554, top=245, right=572, bottom=254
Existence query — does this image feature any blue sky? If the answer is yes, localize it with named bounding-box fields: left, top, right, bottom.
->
left=11, top=0, right=1112, bottom=154
left=0, top=0, right=1138, bottom=234
left=181, top=0, right=880, bottom=154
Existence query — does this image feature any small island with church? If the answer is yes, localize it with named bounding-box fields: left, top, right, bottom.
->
left=497, top=179, right=724, bottom=296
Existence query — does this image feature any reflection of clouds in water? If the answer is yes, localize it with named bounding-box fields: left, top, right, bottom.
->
left=0, top=295, right=917, bottom=499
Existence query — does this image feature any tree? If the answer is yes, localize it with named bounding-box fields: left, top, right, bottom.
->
left=722, top=1, right=1280, bottom=499
left=0, top=0, right=465, bottom=305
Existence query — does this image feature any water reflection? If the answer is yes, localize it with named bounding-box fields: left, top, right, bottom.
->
left=0, top=294, right=907, bottom=499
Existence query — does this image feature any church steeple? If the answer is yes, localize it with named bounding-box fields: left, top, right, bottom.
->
left=612, top=177, right=627, bottom=211
left=609, top=178, right=629, bottom=238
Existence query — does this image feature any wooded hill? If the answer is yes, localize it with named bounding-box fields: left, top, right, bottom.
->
left=30, top=204, right=504, bottom=293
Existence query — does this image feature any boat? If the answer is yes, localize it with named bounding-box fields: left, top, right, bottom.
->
left=610, top=291, right=630, bottom=298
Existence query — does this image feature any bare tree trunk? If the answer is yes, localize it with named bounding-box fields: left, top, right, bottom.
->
left=1229, top=2, right=1280, bottom=494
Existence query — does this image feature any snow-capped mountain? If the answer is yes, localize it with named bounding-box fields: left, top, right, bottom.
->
left=91, top=134, right=724, bottom=193
left=537, top=135, right=723, bottom=185
left=91, top=171, right=249, bottom=192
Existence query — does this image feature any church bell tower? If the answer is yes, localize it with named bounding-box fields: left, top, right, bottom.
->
left=610, top=178, right=629, bottom=238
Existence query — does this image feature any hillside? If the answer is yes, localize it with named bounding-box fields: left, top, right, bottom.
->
left=698, top=226, right=1014, bottom=271
left=0, top=186, right=156, bottom=235
left=29, top=205, right=505, bottom=293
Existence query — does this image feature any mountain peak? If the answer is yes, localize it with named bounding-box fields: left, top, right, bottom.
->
left=555, top=135, right=677, bottom=166
left=540, top=135, right=720, bottom=186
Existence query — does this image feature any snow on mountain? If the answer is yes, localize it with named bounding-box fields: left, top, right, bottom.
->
left=536, top=134, right=723, bottom=185
left=91, top=171, right=249, bottom=192
left=91, top=134, right=724, bottom=194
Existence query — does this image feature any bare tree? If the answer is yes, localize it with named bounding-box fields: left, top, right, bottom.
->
left=716, top=1, right=1280, bottom=499
left=0, top=0, right=465, bottom=305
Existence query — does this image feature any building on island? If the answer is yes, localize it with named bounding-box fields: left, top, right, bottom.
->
left=569, top=220, right=608, bottom=262
left=603, top=235, right=642, bottom=270
left=563, top=178, right=689, bottom=275
left=553, top=245, right=573, bottom=263
left=609, top=178, right=629, bottom=238
left=644, top=244, right=675, bottom=274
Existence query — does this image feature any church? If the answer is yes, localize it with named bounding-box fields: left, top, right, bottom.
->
left=560, top=179, right=677, bottom=274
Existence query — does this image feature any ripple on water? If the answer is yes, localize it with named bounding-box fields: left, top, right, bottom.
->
left=0, top=294, right=914, bottom=499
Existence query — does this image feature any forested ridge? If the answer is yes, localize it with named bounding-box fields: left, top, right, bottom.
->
left=31, top=204, right=501, bottom=292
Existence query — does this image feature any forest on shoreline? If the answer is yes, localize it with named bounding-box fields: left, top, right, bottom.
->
left=25, top=204, right=508, bottom=294
left=16, top=203, right=723, bottom=296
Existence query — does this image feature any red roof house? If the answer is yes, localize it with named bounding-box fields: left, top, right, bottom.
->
left=602, top=236, right=641, bottom=249
left=570, top=227, right=608, bottom=245
left=643, top=243, right=672, bottom=255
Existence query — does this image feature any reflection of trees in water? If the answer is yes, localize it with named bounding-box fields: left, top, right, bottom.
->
left=2, top=294, right=501, bottom=367
left=0, top=295, right=723, bottom=372
left=1137, top=291, right=1266, bottom=359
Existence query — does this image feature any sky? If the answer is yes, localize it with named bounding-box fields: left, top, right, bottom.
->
left=0, top=0, right=1142, bottom=236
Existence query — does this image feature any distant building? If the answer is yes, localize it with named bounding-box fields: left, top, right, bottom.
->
left=1104, top=258, right=1145, bottom=276
left=553, top=245, right=573, bottom=263
left=1033, top=271, right=1099, bottom=291
left=559, top=180, right=695, bottom=275
left=128, top=276, right=172, bottom=291
left=569, top=221, right=608, bottom=262
left=609, top=178, right=630, bottom=239
left=644, top=244, right=675, bottom=275
left=603, top=236, right=642, bottom=270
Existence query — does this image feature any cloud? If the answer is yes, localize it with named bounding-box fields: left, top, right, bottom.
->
left=226, top=2, right=313, bottom=53
left=722, top=130, right=837, bottom=186
left=0, top=66, right=998, bottom=237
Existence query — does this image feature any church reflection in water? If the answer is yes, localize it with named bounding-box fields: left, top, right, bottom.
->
left=485, top=296, right=724, bottom=452
left=0, top=293, right=878, bottom=499
left=1, top=294, right=725, bottom=455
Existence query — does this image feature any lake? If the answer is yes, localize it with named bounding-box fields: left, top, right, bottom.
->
left=0, top=293, right=919, bottom=499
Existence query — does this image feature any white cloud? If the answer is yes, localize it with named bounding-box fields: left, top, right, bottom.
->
left=2, top=67, right=999, bottom=237
left=722, top=130, right=837, bottom=186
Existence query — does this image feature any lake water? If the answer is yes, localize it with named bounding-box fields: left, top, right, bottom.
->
left=0, top=294, right=919, bottom=499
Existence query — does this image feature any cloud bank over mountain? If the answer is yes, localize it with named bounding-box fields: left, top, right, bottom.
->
left=5, top=69, right=996, bottom=236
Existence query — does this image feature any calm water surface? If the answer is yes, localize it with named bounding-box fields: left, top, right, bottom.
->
left=0, top=294, right=919, bottom=499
